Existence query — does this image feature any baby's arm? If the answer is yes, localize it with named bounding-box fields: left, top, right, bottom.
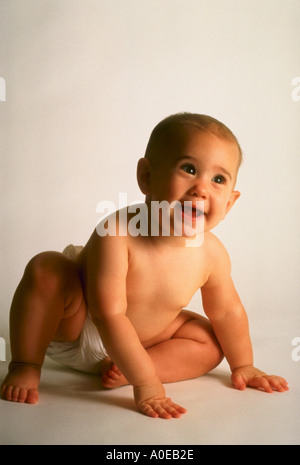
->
left=86, top=232, right=185, bottom=418
left=201, top=238, right=288, bottom=393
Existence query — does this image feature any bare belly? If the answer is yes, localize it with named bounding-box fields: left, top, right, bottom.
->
left=140, top=310, right=200, bottom=348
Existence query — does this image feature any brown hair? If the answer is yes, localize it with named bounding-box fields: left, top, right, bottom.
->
left=145, top=112, right=242, bottom=167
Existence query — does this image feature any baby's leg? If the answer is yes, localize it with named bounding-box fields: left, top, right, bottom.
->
left=1, top=252, right=86, bottom=403
left=147, top=312, right=224, bottom=383
left=102, top=311, right=223, bottom=388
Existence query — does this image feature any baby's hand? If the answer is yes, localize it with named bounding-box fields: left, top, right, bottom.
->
left=231, top=365, right=289, bottom=393
left=133, top=379, right=187, bottom=419
left=136, top=395, right=187, bottom=419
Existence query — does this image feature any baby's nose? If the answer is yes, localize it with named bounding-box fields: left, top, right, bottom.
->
left=188, top=179, right=208, bottom=199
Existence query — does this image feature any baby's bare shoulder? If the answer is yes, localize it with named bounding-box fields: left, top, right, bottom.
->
left=203, top=232, right=232, bottom=277
left=79, top=226, right=130, bottom=271
left=204, top=232, right=229, bottom=256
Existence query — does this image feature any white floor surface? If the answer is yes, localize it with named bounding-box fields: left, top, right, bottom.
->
left=1, top=336, right=299, bottom=445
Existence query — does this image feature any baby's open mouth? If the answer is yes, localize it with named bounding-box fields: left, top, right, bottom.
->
left=181, top=204, right=204, bottom=219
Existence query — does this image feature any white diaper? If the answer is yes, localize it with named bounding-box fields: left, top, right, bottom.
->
left=46, top=244, right=108, bottom=375
left=46, top=312, right=108, bottom=375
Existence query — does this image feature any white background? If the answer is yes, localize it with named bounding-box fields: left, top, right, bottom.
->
left=1, top=0, right=300, bottom=351
left=1, top=0, right=300, bottom=446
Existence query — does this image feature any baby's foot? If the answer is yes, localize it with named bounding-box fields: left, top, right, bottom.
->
left=100, top=358, right=128, bottom=389
left=1, top=362, right=41, bottom=404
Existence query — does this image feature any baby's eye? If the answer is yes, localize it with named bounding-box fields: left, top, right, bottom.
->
left=181, top=163, right=196, bottom=176
left=212, top=174, right=226, bottom=184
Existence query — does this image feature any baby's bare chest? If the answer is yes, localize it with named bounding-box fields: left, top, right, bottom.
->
left=126, top=247, right=208, bottom=312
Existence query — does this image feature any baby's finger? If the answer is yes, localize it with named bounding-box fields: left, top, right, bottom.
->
left=153, top=403, right=173, bottom=419
left=231, top=373, right=246, bottom=391
left=139, top=402, right=159, bottom=418
left=266, top=376, right=289, bottom=392
left=248, top=376, right=274, bottom=393
left=161, top=399, right=187, bottom=418
left=171, top=402, right=187, bottom=415
left=145, top=402, right=173, bottom=419
left=279, top=379, right=289, bottom=391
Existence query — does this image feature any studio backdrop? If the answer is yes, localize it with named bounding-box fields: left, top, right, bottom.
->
left=1, top=0, right=300, bottom=348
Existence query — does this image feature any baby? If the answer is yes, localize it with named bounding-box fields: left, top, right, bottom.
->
left=1, top=113, right=288, bottom=419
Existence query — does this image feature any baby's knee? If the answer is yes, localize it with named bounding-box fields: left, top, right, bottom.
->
left=210, top=338, right=224, bottom=367
left=24, top=252, right=69, bottom=296
left=206, top=328, right=224, bottom=367
left=195, top=319, right=223, bottom=366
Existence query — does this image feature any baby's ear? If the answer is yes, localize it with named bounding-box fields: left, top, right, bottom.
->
left=223, top=190, right=241, bottom=218
left=137, top=158, right=152, bottom=195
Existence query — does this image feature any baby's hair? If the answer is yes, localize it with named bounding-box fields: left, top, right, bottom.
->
left=145, top=112, right=243, bottom=167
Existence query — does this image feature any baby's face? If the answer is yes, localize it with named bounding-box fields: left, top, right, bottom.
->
left=148, top=126, right=241, bottom=233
